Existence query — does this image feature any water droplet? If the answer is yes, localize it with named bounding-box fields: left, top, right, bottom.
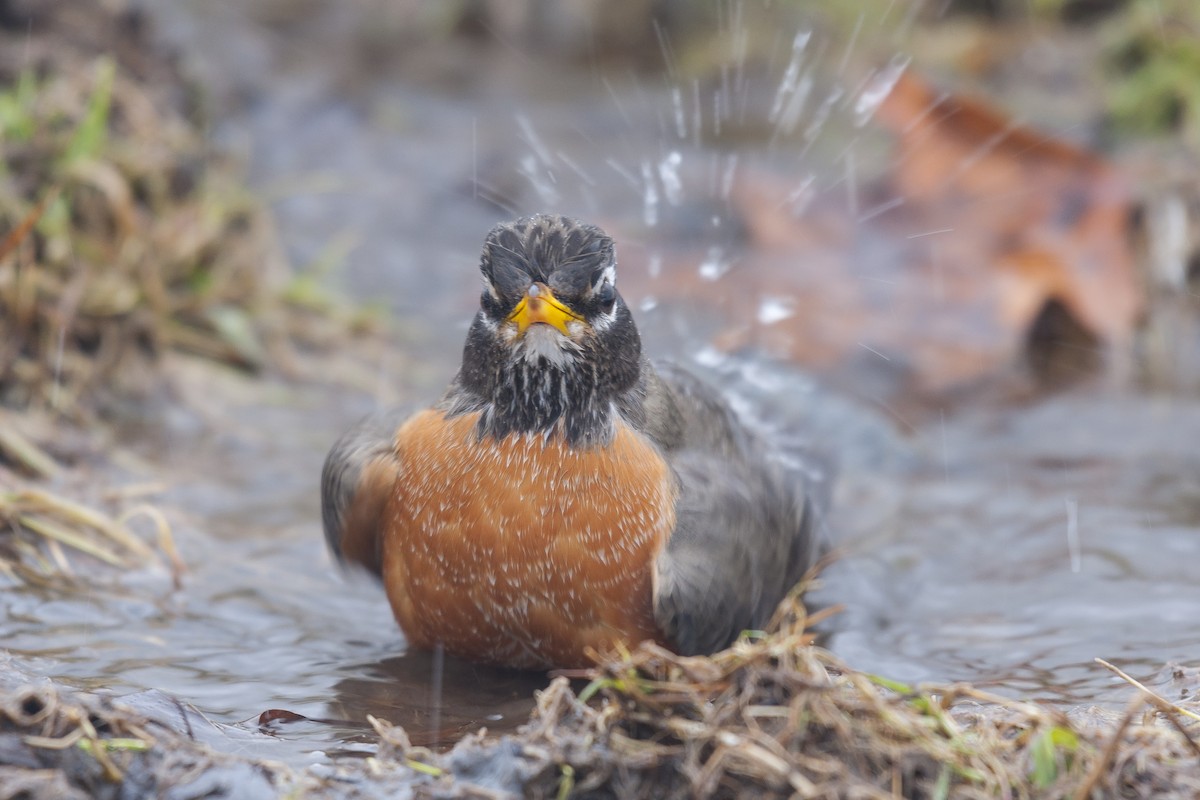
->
left=641, top=160, right=659, bottom=227
left=693, top=346, right=726, bottom=367
left=804, top=86, right=844, bottom=144
left=757, top=296, right=795, bottom=325
left=671, top=86, right=687, bottom=139
left=854, top=55, right=911, bottom=128
left=658, top=151, right=683, bottom=206
left=786, top=175, right=817, bottom=216
left=519, top=154, right=559, bottom=206
left=769, top=31, right=812, bottom=125
left=697, top=246, right=731, bottom=281
left=720, top=153, right=739, bottom=201
left=776, top=74, right=815, bottom=138
left=516, top=114, right=553, bottom=166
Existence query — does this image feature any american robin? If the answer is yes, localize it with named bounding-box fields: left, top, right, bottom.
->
left=321, top=214, right=821, bottom=669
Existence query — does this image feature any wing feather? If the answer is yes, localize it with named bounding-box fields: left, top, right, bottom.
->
left=645, top=362, right=823, bottom=655
left=320, top=408, right=409, bottom=578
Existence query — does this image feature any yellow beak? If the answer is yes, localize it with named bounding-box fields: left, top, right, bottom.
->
left=506, top=284, right=581, bottom=336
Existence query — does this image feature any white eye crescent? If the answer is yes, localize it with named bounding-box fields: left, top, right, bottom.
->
left=592, top=264, right=616, bottom=294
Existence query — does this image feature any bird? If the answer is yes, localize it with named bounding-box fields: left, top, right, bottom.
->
left=321, top=214, right=822, bottom=670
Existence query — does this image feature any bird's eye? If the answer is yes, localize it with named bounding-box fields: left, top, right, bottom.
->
left=594, top=281, right=616, bottom=313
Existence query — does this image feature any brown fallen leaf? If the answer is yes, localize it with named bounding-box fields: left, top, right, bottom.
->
left=617, top=69, right=1141, bottom=405
left=257, top=708, right=310, bottom=726
left=876, top=70, right=1141, bottom=347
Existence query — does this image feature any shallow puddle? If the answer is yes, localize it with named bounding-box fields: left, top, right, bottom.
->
left=5, top=0, right=1199, bottom=769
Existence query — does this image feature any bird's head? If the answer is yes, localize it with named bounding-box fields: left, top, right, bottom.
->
left=454, top=214, right=643, bottom=442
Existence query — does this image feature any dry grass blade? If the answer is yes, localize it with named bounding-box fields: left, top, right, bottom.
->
left=0, top=16, right=299, bottom=420
left=16, top=488, right=155, bottom=560
left=14, top=513, right=129, bottom=568
left=486, top=595, right=1200, bottom=798
left=118, top=503, right=185, bottom=583
left=1, top=477, right=179, bottom=587
left=0, top=419, right=60, bottom=478
left=0, top=187, right=58, bottom=263
left=1095, top=658, right=1200, bottom=726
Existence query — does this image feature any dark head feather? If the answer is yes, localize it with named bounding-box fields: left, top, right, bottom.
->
left=445, top=214, right=643, bottom=447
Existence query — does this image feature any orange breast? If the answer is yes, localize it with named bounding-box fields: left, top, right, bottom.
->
left=381, top=409, right=676, bottom=669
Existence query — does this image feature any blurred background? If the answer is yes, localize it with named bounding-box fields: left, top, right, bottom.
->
left=3, top=0, right=1200, bottom=765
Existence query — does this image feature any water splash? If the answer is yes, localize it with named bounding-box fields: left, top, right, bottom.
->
left=712, top=86, right=724, bottom=139
left=518, top=154, right=559, bottom=206
left=836, top=11, right=865, bottom=76
left=854, top=54, right=910, bottom=128
left=784, top=174, right=817, bottom=216
left=647, top=254, right=662, bottom=278
left=720, top=153, right=740, bottom=202
left=698, top=246, right=732, bottom=281
left=671, top=86, right=687, bottom=139
left=1065, top=497, right=1082, bottom=573
left=601, top=76, right=633, bottom=129
left=658, top=151, right=684, bottom=206
left=556, top=151, right=595, bottom=187
left=516, top=114, right=554, bottom=168
left=692, top=345, right=728, bottom=368
left=515, top=114, right=561, bottom=205
left=640, top=160, right=659, bottom=227
left=430, top=642, right=444, bottom=746
left=803, top=85, right=845, bottom=147
left=775, top=73, right=816, bottom=140
left=605, top=157, right=639, bottom=190
left=769, top=31, right=813, bottom=126
left=858, top=196, right=905, bottom=224
left=757, top=296, right=796, bottom=325
left=652, top=18, right=679, bottom=80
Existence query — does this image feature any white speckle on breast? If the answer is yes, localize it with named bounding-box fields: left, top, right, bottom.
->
left=384, top=409, right=676, bottom=666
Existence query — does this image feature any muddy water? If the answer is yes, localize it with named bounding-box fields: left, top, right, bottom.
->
left=6, top=0, right=1200, bottom=768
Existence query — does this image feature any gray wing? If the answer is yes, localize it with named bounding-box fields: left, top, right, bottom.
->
left=320, top=408, right=410, bottom=578
left=641, top=361, right=824, bottom=655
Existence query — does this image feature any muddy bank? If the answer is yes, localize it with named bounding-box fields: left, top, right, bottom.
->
left=0, top=656, right=282, bottom=800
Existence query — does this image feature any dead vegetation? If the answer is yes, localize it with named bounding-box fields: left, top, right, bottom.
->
left=491, top=598, right=1200, bottom=799
left=0, top=6, right=224, bottom=584
left=0, top=24, right=284, bottom=417
left=7, top=595, right=1197, bottom=799
left=0, top=657, right=285, bottom=800
left=0, top=2, right=378, bottom=588
left=0, top=406, right=183, bottom=590
left=0, top=1, right=377, bottom=422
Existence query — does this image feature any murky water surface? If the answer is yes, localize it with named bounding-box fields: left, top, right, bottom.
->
left=4, top=0, right=1200, bottom=768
